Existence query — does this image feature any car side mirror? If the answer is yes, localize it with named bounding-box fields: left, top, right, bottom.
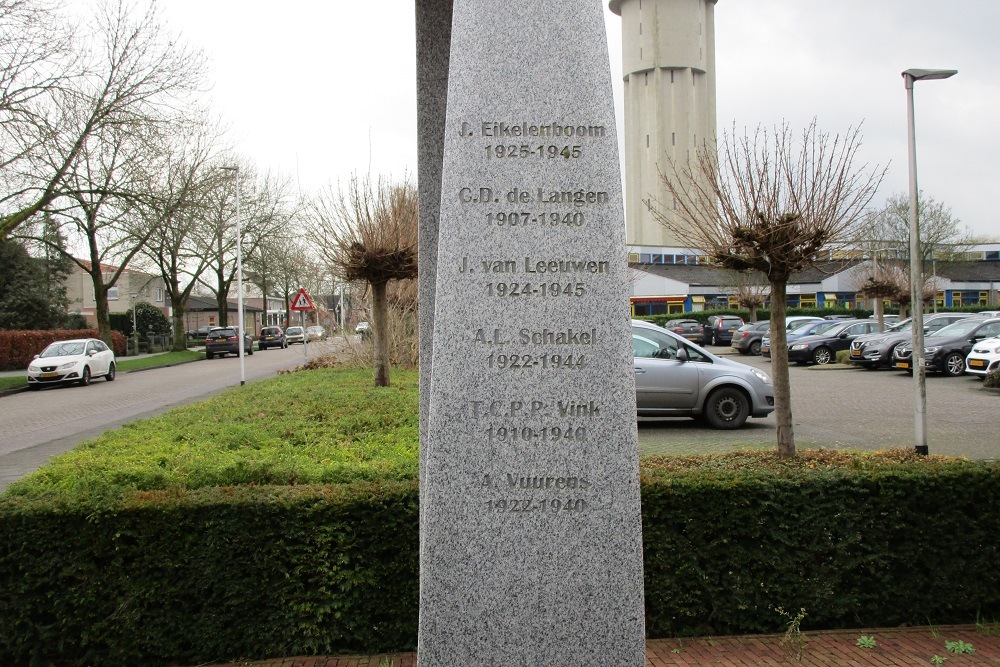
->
left=88, top=350, right=97, bottom=357
left=675, top=347, right=689, bottom=362
left=33, top=354, right=39, bottom=359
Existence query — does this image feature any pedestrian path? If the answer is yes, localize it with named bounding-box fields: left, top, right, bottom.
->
left=207, top=625, right=1000, bottom=666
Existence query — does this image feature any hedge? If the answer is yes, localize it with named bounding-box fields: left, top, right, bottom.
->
left=1, top=450, right=998, bottom=666
left=0, top=329, right=127, bottom=371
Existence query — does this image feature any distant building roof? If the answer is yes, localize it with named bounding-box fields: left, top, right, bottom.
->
left=185, top=294, right=261, bottom=313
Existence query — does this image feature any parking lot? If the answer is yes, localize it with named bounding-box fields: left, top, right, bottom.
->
left=638, top=349, right=999, bottom=460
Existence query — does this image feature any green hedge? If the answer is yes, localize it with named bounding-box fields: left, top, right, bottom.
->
left=2, top=451, right=998, bottom=666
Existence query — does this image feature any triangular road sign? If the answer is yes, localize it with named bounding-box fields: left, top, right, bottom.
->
left=290, top=288, right=315, bottom=311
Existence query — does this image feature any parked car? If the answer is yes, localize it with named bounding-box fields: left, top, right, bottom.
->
left=662, top=318, right=704, bottom=343
left=700, top=315, right=745, bottom=346
left=632, top=320, right=774, bottom=429
left=848, top=313, right=978, bottom=369
left=257, top=326, right=287, bottom=350
left=285, top=326, right=305, bottom=345
left=205, top=327, right=254, bottom=359
left=355, top=321, right=371, bottom=335
left=965, top=337, right=1000, bottom=378
left=893, top=318, right=1000, bottom=376
left=760, top=319, right=839, bottom=358
left=783, top=319, right=879, bottom=365
left=731, top=321, right=770, bottom=355
left=26, top=338, right=116, bottom=388
left=187, top=325, right=218, bottom=340
left=306, top=325, right=327, bottom=341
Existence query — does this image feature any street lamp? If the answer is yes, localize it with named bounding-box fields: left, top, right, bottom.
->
left=221, top=165, right=246, bottom=386
left=903, top=67, right=956, bottom=455
left=129, top=293, right=138, bottom=355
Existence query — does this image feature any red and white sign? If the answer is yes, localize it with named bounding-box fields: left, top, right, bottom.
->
left=290, top=288, right=315, bottom=311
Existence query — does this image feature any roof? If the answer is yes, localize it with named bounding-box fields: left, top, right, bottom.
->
left=632, top=260, right=863, bottom=287
left=185, top=294, right=262, bottom=313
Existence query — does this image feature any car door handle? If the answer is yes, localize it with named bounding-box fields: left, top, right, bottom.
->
left=634, top=366, right=645, bottom=374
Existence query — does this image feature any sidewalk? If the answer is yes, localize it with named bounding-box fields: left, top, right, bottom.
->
left=208, top=625, right=1000, bottom=666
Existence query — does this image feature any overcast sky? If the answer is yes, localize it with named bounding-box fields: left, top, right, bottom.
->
left=157, top=0, right=998, bottom=239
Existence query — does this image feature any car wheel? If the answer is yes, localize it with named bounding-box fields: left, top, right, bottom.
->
left=749, top=340, right=762, bottom=355
left=703, top=387, right=749, bottom=429
left=944, top=352, right=965, bottom=377
left=79, top=366, right=91, bottom=386
left=105, top=362, right=116, bottom=382
left=812, top=346, right=833, bottom=365
left=737, top=349, right=750, bottom=355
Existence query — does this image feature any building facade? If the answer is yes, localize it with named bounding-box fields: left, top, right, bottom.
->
left=65, top=261, right=168, bottom=325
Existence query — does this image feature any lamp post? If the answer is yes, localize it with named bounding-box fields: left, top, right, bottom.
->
left=129, top=293, right=138, bottom=355
left=221, top=165, right=246, bottom=386
left=903, top=67, right=956, bottom=455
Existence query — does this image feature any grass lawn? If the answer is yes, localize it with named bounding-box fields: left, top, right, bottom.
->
left=0, top=376, right=26, bottom=392
left=116, top=349, right=202, bottom=371
left=6, top=368, right=419, bottom=499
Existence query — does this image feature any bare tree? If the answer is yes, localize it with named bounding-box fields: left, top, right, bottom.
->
left=309, top=175, right=417, bottom=387
left=865, top=191, right=973, bottom=261
left=0, top=0, right=206, bottom=239
left=198, top=161, right=296, bottom=327
left=142, top=122, right=221, bottom=350
left=720, top=268, right=769, bottom=322
left=650, top=120, right=885, bottom=456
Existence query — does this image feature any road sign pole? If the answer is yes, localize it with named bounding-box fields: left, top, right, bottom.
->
left=302, top=311, right=307, bottom=363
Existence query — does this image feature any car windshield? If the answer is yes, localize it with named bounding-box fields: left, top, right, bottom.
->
left=287, top=327, right=303, bottom=334
left=212, top=329, right=236, bottom=336
left=787, top=319, right=820, bottom=332
left=40, top=342, right=85, bottom=357
left=932, top=319, right=986, bottom=338
left=887, top=319, right=911, bottom=332
left=810, top=321, right=841, bottom=335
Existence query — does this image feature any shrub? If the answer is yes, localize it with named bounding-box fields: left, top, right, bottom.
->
left=2, top=448, right=999, bottom=665
left=835, top=349, right=851, bottom=364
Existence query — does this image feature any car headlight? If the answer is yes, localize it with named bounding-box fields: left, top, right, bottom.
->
left=924, top=346, right=940, bottom=354
left=790, top=344, right=809, bottom=351
left=751, top=368, right=772, bottom=384
left=58, top=361, right=78, bottom=370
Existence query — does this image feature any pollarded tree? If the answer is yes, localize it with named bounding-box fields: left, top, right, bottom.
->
left=650, top=120, right=885, bottom=457
left=720, top=268, right=769, bottom=323
left=309, top=175, right=417, bottom=387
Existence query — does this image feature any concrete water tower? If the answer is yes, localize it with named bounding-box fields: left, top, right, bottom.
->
left=609, top=0, right=718, bottom=249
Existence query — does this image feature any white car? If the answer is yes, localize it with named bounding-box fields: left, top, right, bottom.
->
left=26, top=338, right=116, bottom=389
left=306, top=325, right=327, bottom=341
left=965, top=337, right=1000, bottom=378
left=355, top=321, right=371, bottom=336
left=285, top=326, right=305, bottom=345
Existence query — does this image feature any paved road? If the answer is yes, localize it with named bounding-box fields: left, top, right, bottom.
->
left=637, top=349, right=1000, bottom=460
left=0, top=339, right=348, bottom=491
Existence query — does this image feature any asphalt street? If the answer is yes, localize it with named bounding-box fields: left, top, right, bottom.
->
left=0, top=339, right=348, bottom=492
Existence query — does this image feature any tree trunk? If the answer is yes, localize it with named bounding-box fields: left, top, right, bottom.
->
left=371, top=280, right=390, bottom=387
left=216, top=290, right=228, bottom=327
left=749, top=305, right=758, bottom=323
left=92, top=278, right=113, bottom=347
left=769, top=280, right=795, bottom=457
left=171, top=291, right=187, bottom=352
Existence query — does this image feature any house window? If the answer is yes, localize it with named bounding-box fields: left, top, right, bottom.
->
left=155, top=287, right=163, bottom=302
left=108, top=287, right=119, bottom=301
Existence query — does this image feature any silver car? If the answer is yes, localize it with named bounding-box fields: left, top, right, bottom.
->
left=632, top=320, right=775, bottom=429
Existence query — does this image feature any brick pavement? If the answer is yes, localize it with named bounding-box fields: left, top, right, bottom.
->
left=209, top=625, right=1000, bottom=666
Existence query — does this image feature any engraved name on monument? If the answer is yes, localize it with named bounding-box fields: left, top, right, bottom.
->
left=419, top=1, right=645, bottom=664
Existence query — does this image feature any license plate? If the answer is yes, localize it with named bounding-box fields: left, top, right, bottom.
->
left=41, top=371, right=58, bottom=378
left=896, top=362, right=910, bottom=370
left=264, top=336, right=273, bottom=340
left=969, top=359, right=985, bottom=368
left=761, top=346, right=769, bottom=354
left=851, top=349, right=861, bottom=357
